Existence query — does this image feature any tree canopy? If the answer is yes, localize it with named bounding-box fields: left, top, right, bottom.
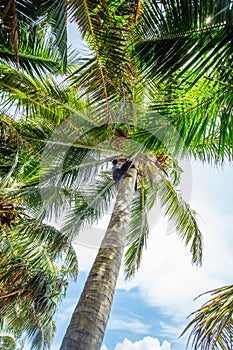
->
left=0, top=1, right=233, bottom=349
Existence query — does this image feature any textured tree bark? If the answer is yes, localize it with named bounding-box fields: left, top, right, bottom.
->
left=60, top=166, right=137, bottom=350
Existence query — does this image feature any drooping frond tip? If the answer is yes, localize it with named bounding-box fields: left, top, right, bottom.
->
left=158, top=179, right=203, bottom=267
left=124, top=180, right=149, bottom=279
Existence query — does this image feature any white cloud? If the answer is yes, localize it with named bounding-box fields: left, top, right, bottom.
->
left=72, top=218, right=112, bottom=271
left=101, top=345, right=109, bottom=350
left=159, top=322, right=183, bottom=338
left=73, top=236, right=97, bottom=271
left=114, top=336, right=171, bottom=350
left=54, top=299, right=77, bottom=323
left=102, top=337, right=171, bottom=350
left=136, top=214, right=232, bottom=318
left=108, top=317, right=149, bottom=334
left=159, top=322, right=188, bottom=349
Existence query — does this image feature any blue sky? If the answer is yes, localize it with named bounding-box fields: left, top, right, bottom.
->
left=50, top=161, right=233, bottom=350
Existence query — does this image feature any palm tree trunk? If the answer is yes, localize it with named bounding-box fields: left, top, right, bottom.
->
left=60, top=166, right=137, bottom=350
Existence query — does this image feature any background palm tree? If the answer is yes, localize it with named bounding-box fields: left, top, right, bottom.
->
left=0, top=215, right=78, bottom=349
left=0, top=75, right=79, bottom=349
left=0, top=132, right=79, bottom=350
left=0, top=327, right=25, bottom=350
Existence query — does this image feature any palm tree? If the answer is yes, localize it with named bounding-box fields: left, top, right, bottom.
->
left=57, top=1, right=233, bottom=348
left=37, top=101, right=204, bottom=350
left=1, top=1, right=233, bottom=349
left=0, top=137, right=78, bottom=350
left=0, top=92, right=79, bottom=349
left=0, top=214, right=78, bottom=349
left=0, top=2, right=80, bottom=348
left=1, top=75, right=204, bottom=349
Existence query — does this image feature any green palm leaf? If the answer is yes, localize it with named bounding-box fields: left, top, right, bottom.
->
left=124, top=180, right=150, bottom=279
left=136, top=0, right=233, bottom=86
left=0, top=214, right=78, bottom=350
left=1, top=0, right=68, bottom=70
left=157, top=176, right=202, bottom=266
left=62, top=172, right=115, bottom=238
left=148, top=75, right=233, bottom=163
left=68, top=0, right=141, bottom=106
left=182, top=285, right=233, bottom=350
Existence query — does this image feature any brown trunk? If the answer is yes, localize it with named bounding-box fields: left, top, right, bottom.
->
left=60, top=166, right=137, bottom=350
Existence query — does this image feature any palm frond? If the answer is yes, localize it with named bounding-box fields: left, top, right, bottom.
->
left=0, top=66, right=88, bottom=124
left=182, top=285, right=233, bottom=350
left=45, top=0, right=68, bottom=71
left=15, top=218, right=78, bottom=279
left=136, top=0, right=233, bottom=86
left=0, top=208, right=78, bottom=349
left=157, top=177, right=203, bottom=266
left=68, top=0, right=141, bottom=108
left=0, top=38, right=62, bottom=75
left=30, top=320, right=55, bottom=350
left=149, top=75, right=233, bottom=163
left=62, top=172, right=115, bottom=238
left=39, top=121, right=122, bottom=192
left=1, top=0, right=69, bottom=71
left=124, top=178, right=149, bottom=279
